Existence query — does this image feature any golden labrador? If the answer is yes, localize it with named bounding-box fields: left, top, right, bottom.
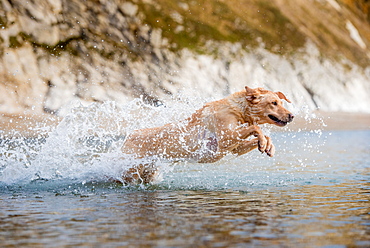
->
left=121, top=86, right=294, bottom=184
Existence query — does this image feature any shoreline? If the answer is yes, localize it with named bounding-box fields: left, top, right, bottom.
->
left=0, top=111, right=369, bottom=137
left=285, top=111, right=370, bottom=131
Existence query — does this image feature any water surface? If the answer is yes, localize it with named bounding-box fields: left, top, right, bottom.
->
left=0, top=129, right=369, bottom=247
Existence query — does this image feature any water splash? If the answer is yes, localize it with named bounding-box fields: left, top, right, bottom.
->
left=0, top=97, right=327, bottom=188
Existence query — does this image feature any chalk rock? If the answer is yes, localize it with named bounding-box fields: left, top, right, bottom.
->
left=119, top=2, right=138, bottom=17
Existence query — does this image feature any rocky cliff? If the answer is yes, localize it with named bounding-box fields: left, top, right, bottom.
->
left=1, top=0, right=370, bottom=115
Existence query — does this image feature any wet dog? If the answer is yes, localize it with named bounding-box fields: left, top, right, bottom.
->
left=121, top=86, right=294, bottom=184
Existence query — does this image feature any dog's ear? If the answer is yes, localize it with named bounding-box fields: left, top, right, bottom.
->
left=275, top=91, right=291, bottom=103
left=245, top=86, right=261, bottom=103
left=245, top=86, right=255, bottom=95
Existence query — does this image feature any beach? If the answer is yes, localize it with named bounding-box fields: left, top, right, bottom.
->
left=1, top=111, right=369, bottom=137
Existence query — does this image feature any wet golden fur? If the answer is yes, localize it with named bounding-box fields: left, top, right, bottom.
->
left=121, top=86, right=294, bottom=184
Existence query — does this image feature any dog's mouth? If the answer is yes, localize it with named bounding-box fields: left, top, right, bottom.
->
left=268, top=115, right=288, bottom=127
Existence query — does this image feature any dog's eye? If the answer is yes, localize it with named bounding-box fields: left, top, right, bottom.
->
left=272, top=101, right=278, bottom=106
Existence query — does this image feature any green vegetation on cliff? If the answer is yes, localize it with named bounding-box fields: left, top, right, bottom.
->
left=132, top=0, right=369, bottom=67
left=138, top=0, right=306, bottom=55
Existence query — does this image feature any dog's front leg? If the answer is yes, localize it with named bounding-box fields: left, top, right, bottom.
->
left=231, top=138, right=259, bottom=156
left=236, top=125, right=268, bottom=153
left=264, top=135, right=275, bottom=157
left=218, top=125, right=271, bottom=155
left=231, top=135, right=275, bottom=157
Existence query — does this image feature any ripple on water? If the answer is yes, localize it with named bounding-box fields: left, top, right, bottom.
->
left=0, top=101, right=369, bottom=247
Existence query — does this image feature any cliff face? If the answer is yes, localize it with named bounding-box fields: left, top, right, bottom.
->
left=0, top=0, right=370, bottom=115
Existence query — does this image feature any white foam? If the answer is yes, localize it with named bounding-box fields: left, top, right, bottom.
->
left=0, top=96, right=326, bottom=186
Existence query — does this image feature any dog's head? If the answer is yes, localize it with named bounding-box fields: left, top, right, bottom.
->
left=245, top=86, right=294, bottom=127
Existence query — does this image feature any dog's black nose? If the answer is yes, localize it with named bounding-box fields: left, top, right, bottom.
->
left=288, top=113, right=294, bottom=122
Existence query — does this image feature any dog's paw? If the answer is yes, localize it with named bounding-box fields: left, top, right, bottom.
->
left=265, top=136, right=275, bottom=157
left=258, top=135, right=267, bottom=153
left=266, top=145, right=275, bottom=157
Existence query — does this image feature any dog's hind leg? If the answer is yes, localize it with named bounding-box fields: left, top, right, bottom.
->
left=122, top=166, right=142, bottom=184
left=122, top=163, right=159, bottom=185
left=140, top=163, right=160, bottom=184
